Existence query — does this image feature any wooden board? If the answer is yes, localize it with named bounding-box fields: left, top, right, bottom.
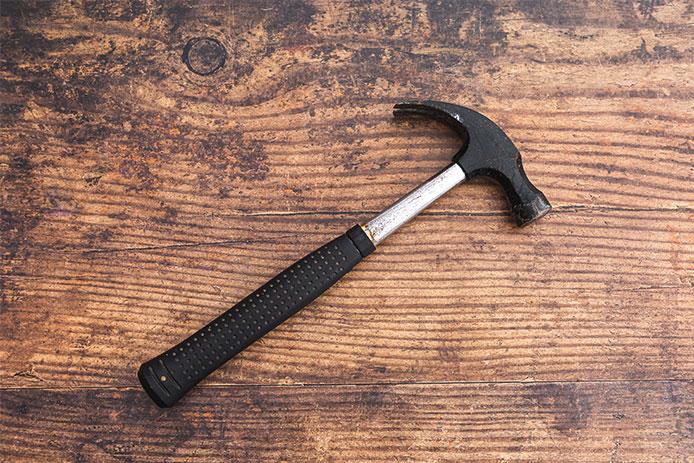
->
left=1, top=0, right=692, bottom=461
left=2, top=210, right=693, bottom=388
left=2, top=382, right=693, bottom=462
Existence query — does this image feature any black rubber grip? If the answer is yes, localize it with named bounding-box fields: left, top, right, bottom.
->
left=139, top=225, right=374, bottom=407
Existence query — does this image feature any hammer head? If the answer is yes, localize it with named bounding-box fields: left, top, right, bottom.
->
left=394, top=100, right=551, bottom=227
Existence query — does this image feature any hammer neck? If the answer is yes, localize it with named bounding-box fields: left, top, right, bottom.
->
left=363, top=163, right=466, bottom=246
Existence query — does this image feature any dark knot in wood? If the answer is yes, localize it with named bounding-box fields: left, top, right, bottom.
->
left=182, top=37, right=227, bottom=76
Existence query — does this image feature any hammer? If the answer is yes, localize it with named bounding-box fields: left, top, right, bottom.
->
left=139, top=100, right=551, bottom=407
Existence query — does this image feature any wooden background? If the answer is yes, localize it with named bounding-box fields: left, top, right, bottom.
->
left=1, top=0, right=692, bottom=461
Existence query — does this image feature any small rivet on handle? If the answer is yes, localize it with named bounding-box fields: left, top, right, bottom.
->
left=160, top=375, right=167, bottom=382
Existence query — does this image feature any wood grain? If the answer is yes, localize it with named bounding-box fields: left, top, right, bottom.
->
left=1, top=0, right=692, bottom=461
left=1, top=210, right=692, bottom=388
left=1, top=382, right=692, bottom=462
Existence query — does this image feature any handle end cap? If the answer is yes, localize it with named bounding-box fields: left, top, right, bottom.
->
left=138, top=361, right=179, bottom=408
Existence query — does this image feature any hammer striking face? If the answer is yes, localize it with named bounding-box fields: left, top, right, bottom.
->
left=139, top=100, right=551, bottom=407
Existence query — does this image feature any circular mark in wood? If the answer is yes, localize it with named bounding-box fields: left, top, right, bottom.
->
left=182, top=37, right=227, bottom=76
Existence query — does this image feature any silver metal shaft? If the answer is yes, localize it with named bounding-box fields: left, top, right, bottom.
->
left=363, top=163, right=466, bottom=246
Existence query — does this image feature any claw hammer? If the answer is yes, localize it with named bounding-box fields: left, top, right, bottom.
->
left=139, top=100, right=552, bottom=407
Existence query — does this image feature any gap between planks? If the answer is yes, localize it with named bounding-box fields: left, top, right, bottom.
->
left=2, top=378, right=693, bottom=392
left=28, top=204, right=694, bottom=255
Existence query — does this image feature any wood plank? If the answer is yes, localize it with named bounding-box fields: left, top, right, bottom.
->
left=2, top=102, right=692, bottom=255
left=1, top=2, right=692, bottom=258
left=2, top=209, right=691, bottom=387
left=1, top=381, right=692, bottom=462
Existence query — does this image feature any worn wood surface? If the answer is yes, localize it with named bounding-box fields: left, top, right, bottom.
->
left=3, top=382, right=693, bottom=462
left=1, top=0, right=692, bottom=461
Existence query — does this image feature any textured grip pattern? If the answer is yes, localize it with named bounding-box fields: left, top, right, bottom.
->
left=139, top=228, right=371, bottom=407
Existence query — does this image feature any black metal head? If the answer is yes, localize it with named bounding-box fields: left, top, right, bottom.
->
left=394, top=100, right=551, bottom=227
